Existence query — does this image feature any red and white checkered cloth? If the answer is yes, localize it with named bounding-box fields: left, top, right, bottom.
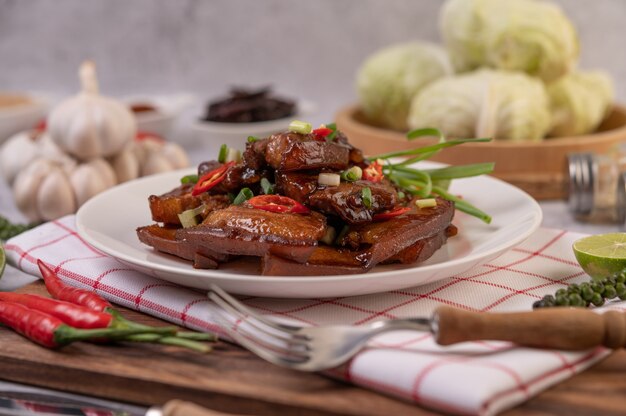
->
left=4, top=215, right=624, bottom=416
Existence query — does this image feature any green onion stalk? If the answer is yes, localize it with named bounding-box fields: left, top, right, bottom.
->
left=368, top=128, right=494, bottom=224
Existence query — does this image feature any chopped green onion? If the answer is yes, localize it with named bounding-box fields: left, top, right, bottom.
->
left=288, top=120, right=312, bottom=134
left=340, top=166, right=362, bottom=182
left=247, top=136, right=260, bottom=143
left=260, top=178, right=274, bottom=195
left=415, top=198, right=437, bottom=209
left=397, top=191, right=405, bottom=200
left=326, top=122, right=338, bottom=142
left=180, top=174, right=198, bottom=185
left=320, top=226, right=337, bottom=245
left=233, top=188, right=254, bottom=205
left=177, top=204, right=206, bottom=228
left=334, top=225, right=350, bottom=245
left=225, top=148, right=242, bottom=163
left=217, top=144, right=228, bottom=163
left=318, top=173, right=341, bottom=187
left=361, top=187, right=372, bottom=208
left=227, top=192, right=236, bottom=203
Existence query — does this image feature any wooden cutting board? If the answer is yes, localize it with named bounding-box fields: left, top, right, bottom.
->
left=0, top=282, right=624, bottom=416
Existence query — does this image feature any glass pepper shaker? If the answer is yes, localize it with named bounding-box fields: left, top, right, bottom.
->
left=567, top=152, right=626, bottom=223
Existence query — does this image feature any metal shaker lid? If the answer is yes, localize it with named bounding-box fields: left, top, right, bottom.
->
left=567, top=153, right=594, bottom=215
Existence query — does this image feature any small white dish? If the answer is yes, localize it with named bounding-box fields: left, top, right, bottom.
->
left=0, top=94, right=49, bottom=143
left=190, top=100, right=317, bottom=148
left=76, top=162, right=543, bottom=298
left=123, top=94, right=194, bottom=137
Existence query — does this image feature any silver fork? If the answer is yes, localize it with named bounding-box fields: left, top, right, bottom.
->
left=208, top=284, right=626, bottom=372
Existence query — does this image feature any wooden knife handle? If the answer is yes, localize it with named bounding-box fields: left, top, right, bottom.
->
left=161, top=400, right=250, bottom=416
left=435, top=306, right=626, bottom=350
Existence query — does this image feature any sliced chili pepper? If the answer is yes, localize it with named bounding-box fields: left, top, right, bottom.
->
left=312, top=127, right=333, bottom=141
left=0, top=301, right=166, bottom=348
left=34, top=119, right=46, bottom=132
left=373, top=207, right=411, bottom=221
left=191, top=161, right=235, bottom=196
left=246, top=195, right=310, bottom=214
left=363, top=160, right=384, bottom=183
left=136, top=131, right=165, bottom=143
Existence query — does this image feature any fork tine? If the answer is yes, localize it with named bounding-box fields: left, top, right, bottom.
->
left=208, top=291, right=309, bottom=347
left=211, top=307, right=310, bottom=367
left=209, top=284, right=308, bottom=335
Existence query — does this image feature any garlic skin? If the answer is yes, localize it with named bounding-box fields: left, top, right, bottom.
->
left=48, top=61, right=136, bottom=161
left=70, top=160, right=115, bottom=208
left=110, top=145, right=140, bottom=183
left=160, top=142, right=189, bottom=170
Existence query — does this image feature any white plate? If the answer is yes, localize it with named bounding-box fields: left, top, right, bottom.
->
left=76, top=165, right=542, bottom=298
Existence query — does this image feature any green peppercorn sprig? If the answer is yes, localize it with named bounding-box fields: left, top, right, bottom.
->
left=533, top=270, right=626, bottom=309
left=0, top=215, right=35, bottom=241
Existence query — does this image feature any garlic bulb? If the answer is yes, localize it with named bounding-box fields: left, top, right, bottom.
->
left=48, top=61, right=136, bottom=161
left=13, top=159, right=76, bottom=222
left=110, top=144, right=140, bottom=183
left=70, top=158, right=117, bottom=207
left=0, top=130, right=73, bottom=185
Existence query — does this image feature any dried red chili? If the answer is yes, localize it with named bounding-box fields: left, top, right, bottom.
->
left=372, top=207, right=411, bottom=221
left=363, top=161, right=384, bottom=182
left=191, top=161, right=235, bottom=196
left=246, top=195, right=310, bottom=214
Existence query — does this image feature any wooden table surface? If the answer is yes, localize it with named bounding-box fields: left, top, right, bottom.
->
left=0, top=282, right=624, bottom=416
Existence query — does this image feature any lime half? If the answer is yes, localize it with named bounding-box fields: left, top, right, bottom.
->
left=573, top=233, right=626, bottom=280
left=0, top=245, right=5, bottom=280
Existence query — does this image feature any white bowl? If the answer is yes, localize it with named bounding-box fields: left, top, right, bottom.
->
left=190, top=100, right=317, bottom=149
left=123, top=94, right=194, bottom=137
left=0, top=95, right=49, bottom=143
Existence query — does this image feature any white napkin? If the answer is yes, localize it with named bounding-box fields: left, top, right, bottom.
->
left=5, top=215, right=624, bottom=416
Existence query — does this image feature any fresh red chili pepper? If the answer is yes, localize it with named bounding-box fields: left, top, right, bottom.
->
left=246, top=195, right=310, bottom=214
left=38, top=260, right=111, bottom=312
left=0, top=292, right=112, bottom=329
left=0, top=301, right=161, bottom=348
left=312, top=127, right=333, bottom=140
left=191, top=161, right=235, bottom=196
left=373, top=207, right=411, bottom=221
left=34, top=119, right=46, bottom=132
left=363, top=160, right=384, bottom=182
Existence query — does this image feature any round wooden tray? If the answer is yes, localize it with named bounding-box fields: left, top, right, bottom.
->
left=336, top=105, right=626, bottom=200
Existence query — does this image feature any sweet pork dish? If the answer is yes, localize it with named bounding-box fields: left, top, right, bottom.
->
left=136, top=122, right=475, bottom=276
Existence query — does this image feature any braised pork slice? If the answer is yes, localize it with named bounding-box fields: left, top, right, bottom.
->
left=136, top=224, right=230, bottom=269
left=308, top=180, right=398, bottom=224
left=261, top=226, right=452, bottom=276
left=177, top=206, right=327, bottom=263
left=148, top=184, right=230, bottom=225
left=274, top=171, right=319, bottom=204
left=265, top=132, right=350, bottom=171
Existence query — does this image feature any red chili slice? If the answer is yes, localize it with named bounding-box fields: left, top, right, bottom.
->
left=312, top=127, right=333, bottom=140
left=373, top=206, right=411, bottom=221
left=246, top=195, right=310, bottom=214
left=191, top=161, right=234, bottom=196
left=363, top=161, right=384, bottom=182
left=136, top=131, right=165, bottom=143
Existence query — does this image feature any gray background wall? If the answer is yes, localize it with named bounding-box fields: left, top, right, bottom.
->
left=1, top=0, right=625, bottom=124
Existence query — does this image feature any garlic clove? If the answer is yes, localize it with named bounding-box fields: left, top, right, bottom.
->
left=133, top=138, right=162, bottom=167
left=69, top=162, right=113, bottom=207
left=141, top=152, right=174, bottom=176
left=36, top=166, right=77, bottom=222
left=13, top=158, right=54, bottom=222
left=110, top=145, right=140, bottom=183
left=160, top=142, right=189, bottom=170
left=88, top=158, right=117, bottom=187
left=0, top=130, right=44, bottom=185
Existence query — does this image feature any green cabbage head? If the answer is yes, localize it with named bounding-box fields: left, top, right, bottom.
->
left=548, top=71, right=614, bottom=137
left=408, top=69, right=551, bottom=141
left=441, top=0, right=579, bottom=82
left=356, top=42, right=452, bottom=131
